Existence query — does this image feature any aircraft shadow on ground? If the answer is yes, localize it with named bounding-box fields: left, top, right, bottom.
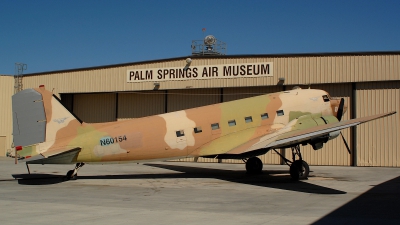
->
left=11, top=163, right=345, bottom=194
left=11, top=174, right=67, bottom=185
left=142, top=163, right=346, bottom=194
left=312, top=175, right=400, bottom=224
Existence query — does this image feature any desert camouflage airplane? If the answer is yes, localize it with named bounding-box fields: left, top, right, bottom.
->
left=10, top=85, right=395, bottom=180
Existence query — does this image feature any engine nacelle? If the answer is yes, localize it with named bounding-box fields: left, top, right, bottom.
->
left=309, top=131, right=340, bottom=150
left=328, top=130, right=340, bottom=140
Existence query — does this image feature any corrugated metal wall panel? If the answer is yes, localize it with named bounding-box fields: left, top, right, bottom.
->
left=167, top=88, right=220, bottom=112
left=118, top=91, right=165, bottom=119
left=258, top=151, right=281, bottom=165
left=21, top=54, right=399, bottom=94
left=196, top=158, right=220, bottom=163
left=0, top=76, right=14, bottom=156
left=73, top=93, right=117, bottom=123
left=171, top=157, right=221, bottom=163
left=221, top=159, right=243, bottom=164
left=0, top=136, right=5, bottom=157
left=223, top=86, right=283, bottom=102
left=283, top=84, right=353, bottom=166
left=172, top=157, right=195, bottom=162
left=356, top=81, right=400, bottom=167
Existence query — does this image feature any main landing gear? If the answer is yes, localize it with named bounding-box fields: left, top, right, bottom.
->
left=65, top=162, right=85, bottom=180
left=273, top=145, right=310, bottom=180
left=243, top=144, right=310, bottom=180
left=243, top=157, right=263, bottom=174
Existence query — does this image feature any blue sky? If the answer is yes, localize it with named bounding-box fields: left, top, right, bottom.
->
left=1, top=0, right=399, bottom=75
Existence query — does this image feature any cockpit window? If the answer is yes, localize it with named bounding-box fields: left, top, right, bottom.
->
left=322, top=95, right=330, bottom=102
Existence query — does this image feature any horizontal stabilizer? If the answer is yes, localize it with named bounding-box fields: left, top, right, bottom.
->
left=23, top=148, right=81, bottom=164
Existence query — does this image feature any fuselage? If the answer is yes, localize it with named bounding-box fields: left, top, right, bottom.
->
left=14, top=88, right=344, bottom=163
left=56, top=88, right=339, bottom=163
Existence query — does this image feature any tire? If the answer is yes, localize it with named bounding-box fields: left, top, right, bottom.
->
left=245, top=157, right=263, bottom=174
left=290, top=160, right=309, bottom=180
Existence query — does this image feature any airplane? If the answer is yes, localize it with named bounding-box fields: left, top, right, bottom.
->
left=10, top=85, right=396, bottom=181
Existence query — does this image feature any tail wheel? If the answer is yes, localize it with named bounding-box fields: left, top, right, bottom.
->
left=290, top=160, right=309, bottom=180
left=65, top=170, right=75, bottom=180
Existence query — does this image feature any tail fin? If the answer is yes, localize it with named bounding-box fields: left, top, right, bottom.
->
left=12, top=85, right=82, bottom=147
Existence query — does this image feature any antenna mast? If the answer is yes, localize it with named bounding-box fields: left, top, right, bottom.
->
left=14, top=63, right=27, bottom=94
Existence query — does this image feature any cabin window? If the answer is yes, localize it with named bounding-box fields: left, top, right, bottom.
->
left=261, top=113, right=269, bottom=120
left=322, top=95, right=330, bottom=102
left=176, top=130, right=185, bottom=137
left=245, top=116, right=253, bottom=123
left=194, top=127, right=202, bottom=133
left=228, top=120, right=236, bottom=127
left=211, top=123, right=220, bottom=130
left=277, top=110, right=284, bottom=116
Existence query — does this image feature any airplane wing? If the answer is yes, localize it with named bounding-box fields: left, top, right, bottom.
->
left=22, top=147, right=81, bottom=164
left=219, top=111, right=396, bottom=157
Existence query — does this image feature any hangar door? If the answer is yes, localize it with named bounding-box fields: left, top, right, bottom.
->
left=73, top=93, right=117, bottom=123
left=223, top=86, right=283, bottom=102
left=356, top=81, right=400, bottom=167
left=117, top=91, right=165, bottom=120
left=167, top=89, right=221, bottom=112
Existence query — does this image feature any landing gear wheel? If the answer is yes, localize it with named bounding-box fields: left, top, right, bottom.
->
left=290, top=160, right=309, bottom=180
left=245, top=157, right=263, bottom=174
left=65, top=162, right=85, bottom=181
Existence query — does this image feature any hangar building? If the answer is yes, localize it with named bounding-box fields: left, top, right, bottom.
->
left=0, top=42, right=399, bottom=167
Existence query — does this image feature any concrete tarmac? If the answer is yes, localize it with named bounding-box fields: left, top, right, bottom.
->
left=1, top=157, right=400, bottom=225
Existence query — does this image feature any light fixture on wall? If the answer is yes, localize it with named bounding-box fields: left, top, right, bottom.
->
left=153, top=82, right=160, bottom=90
left=277, top=77, right=285, bottom=85
left=184, top=58, right=192, bottom=71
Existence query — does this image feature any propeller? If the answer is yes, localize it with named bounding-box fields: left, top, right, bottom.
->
left=336, top=98, right=345, bottom=121
left=336, top=98, right=351, bottom=154
left=340, top=132, right=351, bottom=154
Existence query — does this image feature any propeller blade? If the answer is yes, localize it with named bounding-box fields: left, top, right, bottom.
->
left=336, top=98, right=345, bottom=121
left=340, top=132, right=351, bottom=154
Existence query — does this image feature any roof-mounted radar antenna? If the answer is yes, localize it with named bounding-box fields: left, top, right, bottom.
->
left=191, top=34, right=226, bottom=56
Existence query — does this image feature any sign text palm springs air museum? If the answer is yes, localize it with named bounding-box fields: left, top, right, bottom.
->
left=128, top=62, right=272, bottom=82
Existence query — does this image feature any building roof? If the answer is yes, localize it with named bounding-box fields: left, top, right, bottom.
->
left=24, top=51, right=400, bottom=77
